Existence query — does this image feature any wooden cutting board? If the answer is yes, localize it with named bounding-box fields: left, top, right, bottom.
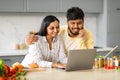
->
left=22, top=67, right=46, bottom=72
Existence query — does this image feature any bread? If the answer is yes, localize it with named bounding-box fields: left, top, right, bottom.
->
left=28, top=63, right=39, bottom=68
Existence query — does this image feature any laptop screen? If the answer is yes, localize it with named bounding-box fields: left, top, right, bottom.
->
left=65, top=49, right=96, bottom=71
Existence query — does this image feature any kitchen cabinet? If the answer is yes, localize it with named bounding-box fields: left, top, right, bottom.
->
left=0, top=0, right=103, bottom=13
left=27, top=0, right=60, bottom=12
left=0, top=0, right=60, bottom=12
left=0, top=55, right=25, bottom=67
left=59, top=0, right=103, bottom=13
left=0, top=0, right=26, bottom=12
left=26, top=0, right=103, bottom=13
left=107, top=0, right=120, bottom=47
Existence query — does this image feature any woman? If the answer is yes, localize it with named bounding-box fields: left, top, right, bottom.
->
left=21, top=15, right=67, bottom=68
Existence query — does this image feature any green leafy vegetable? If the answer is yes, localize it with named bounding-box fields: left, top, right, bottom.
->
left=0, top=59, right=5, bottom=77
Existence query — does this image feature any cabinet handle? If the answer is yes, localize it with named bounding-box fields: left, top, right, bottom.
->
left=2, top=59, right=11, bottom=61
left=116, top=8, right=120, bottom=11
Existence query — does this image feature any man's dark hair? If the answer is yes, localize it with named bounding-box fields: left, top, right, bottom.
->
left=66, top=7, right=85, bottom=21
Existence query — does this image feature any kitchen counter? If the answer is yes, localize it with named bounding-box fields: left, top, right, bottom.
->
left=0, top=49, right=27, bottom=66
left=0, top=47, right=112, bottom=56
left=96, top=47, right=112, bottom=52
left=23, top=68, right=120, bottom=80
left=0, top=49, right=28, bottom=56
left=96, top=47, right=114, bottom=57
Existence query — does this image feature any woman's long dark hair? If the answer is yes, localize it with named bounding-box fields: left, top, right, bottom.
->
left=35, top=15, right=59, bottom=36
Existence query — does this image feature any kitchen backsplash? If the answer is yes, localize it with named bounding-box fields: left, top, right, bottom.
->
left=0, top=12, right=97, bottom=50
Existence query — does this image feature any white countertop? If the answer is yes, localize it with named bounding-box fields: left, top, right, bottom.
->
left=23, top=68, right=120, bottom=80
left=96, top=47, right=112, bottom=52
left=0, top=49, right=28, bottom=56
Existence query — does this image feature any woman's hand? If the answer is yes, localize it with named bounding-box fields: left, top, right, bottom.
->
left=52, top=63, right=66, bottom=68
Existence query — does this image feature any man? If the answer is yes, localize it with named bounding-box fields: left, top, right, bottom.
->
left=26, top=7, right=94, bottom=53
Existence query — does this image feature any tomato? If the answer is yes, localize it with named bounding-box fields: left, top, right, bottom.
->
left=4, top=64, right=10, bottom=75
left=0, top=76, right=5, bottom=80
left=104, top=65, right=110, bottom=69
left=10, top=68, right=16, bottom=75
left=5, top=77, right=11, bottom=80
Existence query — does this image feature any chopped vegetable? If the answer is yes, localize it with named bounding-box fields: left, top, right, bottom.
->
left=0, top=59, right=5, bottom=77
left=0, top=59, right=27, bottom=80
left=95, top=55, right=104, bottom=58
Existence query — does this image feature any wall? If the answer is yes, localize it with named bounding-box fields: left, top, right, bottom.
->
left=0, top=12, right=97, bottom=50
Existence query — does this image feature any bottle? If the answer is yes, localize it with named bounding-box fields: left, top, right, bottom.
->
left=107, top=57, right=110, bottom=67
left=98, top=58, right=103, bottom=68
left=29, top=30, right=35, bottom=34
left=114, top=58, right=119, bottom=67
left=101, top=58, right=104, bottom=67
left=109, top=58, right=114, bottom=67
left=19, top=43, right=25, bottom=50
left=94, top=58, right=98, bottom=69
left=104, top=58, right=107, bottom=67
left=12, top=43, right=19, bottom=50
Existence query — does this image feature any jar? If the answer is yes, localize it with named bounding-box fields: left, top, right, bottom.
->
left=12, top=43, right=19, bottom=50
left=114, top=58, right=119, bottom=67
left=98, top=58, right=103, bottom=68
left=94, top=58, right=98, bottom=69
left=107, top=57, right=110, bottom=66
left=19, top=43, right=25, bottom=50
left=109, top=58, right=114, bottom=67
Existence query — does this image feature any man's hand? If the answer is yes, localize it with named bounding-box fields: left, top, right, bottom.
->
left=77, top=29, right=84, bottom=38
left=25, top=34, right=38, bottom=45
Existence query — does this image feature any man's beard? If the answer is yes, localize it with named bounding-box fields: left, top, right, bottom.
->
left=68, top=27, right=79, bottom=35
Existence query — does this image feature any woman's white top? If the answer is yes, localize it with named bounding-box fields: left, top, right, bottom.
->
left=21, top=35, right=67, bottom=68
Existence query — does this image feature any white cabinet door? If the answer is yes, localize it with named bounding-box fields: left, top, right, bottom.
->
left=107, top=0, right=120, bottom=47
left=107, top=0, right=120, bottom=13
left=27, top=0, right=60, bottom=12
left=0, top=0, right=25, bottom=12
left=60, top=0, right=103, bottom=13
left=0, top=55, right=24, bottom=67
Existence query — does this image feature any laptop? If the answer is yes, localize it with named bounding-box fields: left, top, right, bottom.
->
left=65, top=49, right=96, bottom=71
